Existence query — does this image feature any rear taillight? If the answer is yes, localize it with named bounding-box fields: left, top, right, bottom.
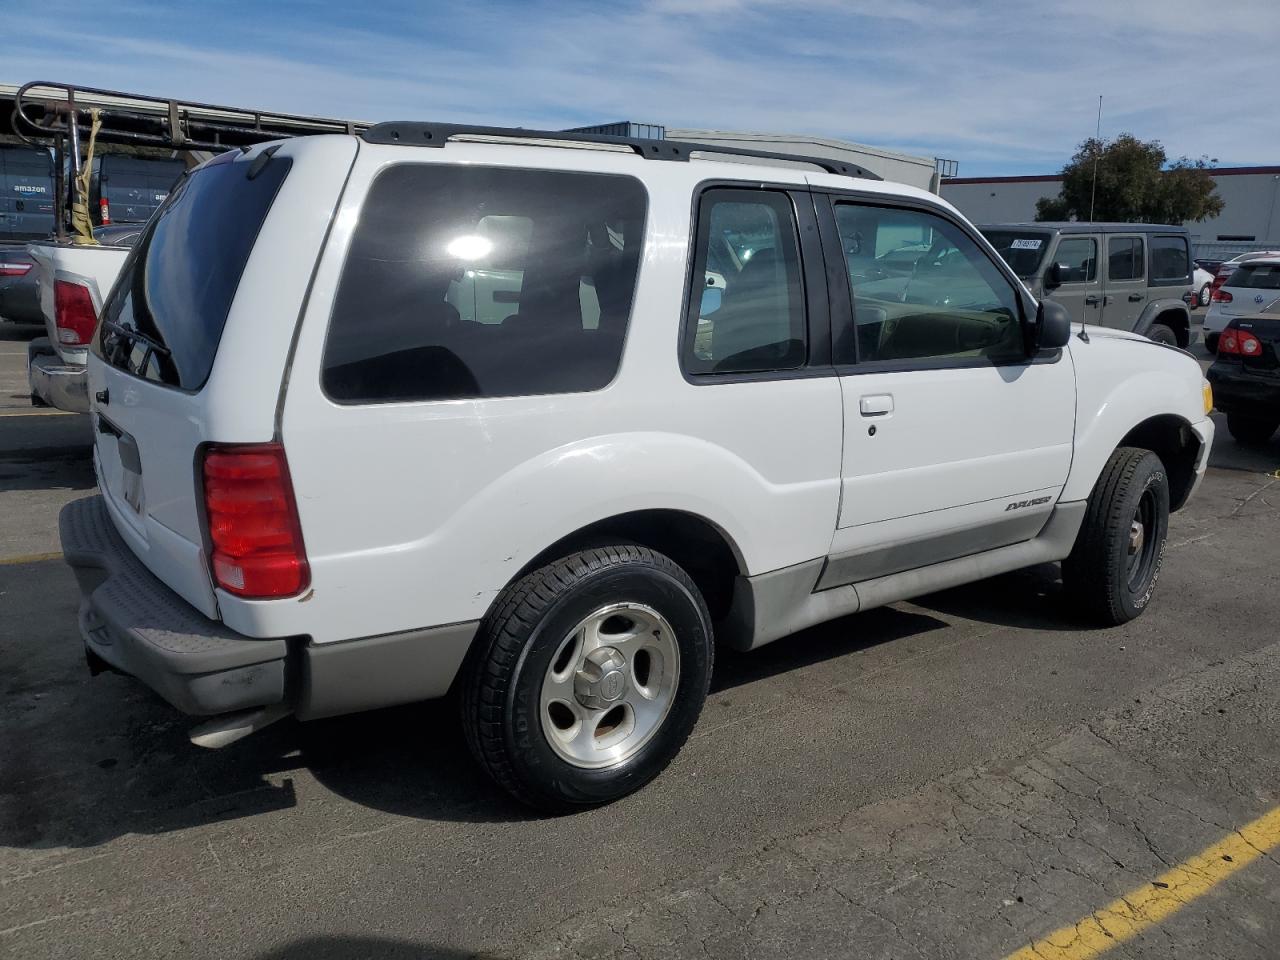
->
left=99, top=197, right=110, bottom=225
left=201, top=443, right=310, bottom=599
left=54, top=279, right=98, bottom=345
left=1218, top=327, right=1262, bottom=357
left=0, top=261, right=32, bottom=277
left=1212, top=288, right=1233, bottom=304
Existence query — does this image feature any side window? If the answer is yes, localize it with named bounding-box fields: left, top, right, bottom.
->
left=1150, top=235, right=1190, bottom=284
left=682, top=189, right=806, bottom=375
left=1107, top=237, right=1145, bottom=281
left=832, top=202, right=1024, bottom=365
left=1050, top=237, right=1097, bottom=283
left=322, top=165, right=647, bottom=403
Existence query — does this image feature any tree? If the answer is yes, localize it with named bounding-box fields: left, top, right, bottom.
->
left=1035, top=134, right=1224, bottom=224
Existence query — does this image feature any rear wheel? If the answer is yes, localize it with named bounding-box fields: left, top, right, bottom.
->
left=1205, top=332, right=1220, bottom=354
left=1226, top=412, right=1279, bottom=446
left=1063, top=448, right=1170, bottom=626
left=1146, top=323, right=1177, bottom=346
left=461, top=545, right=713, bottom=812
left=1199, top=283, right=1211, bottom=307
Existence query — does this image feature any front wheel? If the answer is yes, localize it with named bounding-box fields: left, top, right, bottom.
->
left=1226, top=412, right=1279, bottom=446
left=1146, top=323, right=1178, bottom=346
left=461, top=545, right=713, bottom=812
left=1063, top=448, right=1170, bottom=626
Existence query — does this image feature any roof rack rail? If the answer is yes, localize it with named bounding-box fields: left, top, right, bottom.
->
left=361, top=122, right=883, bottom=181
left=12, top=80, right=367, bottom=152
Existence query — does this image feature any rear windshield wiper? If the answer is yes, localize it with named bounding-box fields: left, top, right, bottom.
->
left=100, top=318, right=172, bottom=357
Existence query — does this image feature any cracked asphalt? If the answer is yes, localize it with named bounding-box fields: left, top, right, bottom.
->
left=2, top=326, right=1279, bottom=959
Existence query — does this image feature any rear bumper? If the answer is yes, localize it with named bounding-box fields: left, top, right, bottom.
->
left=28, top=345, right=88, bottom=412
left=59, top=495, right=477, bottom=722
left=1206, top=365, right=1280, bottom=415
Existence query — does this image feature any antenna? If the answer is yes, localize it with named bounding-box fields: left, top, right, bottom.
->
left=1088, top=95, right=1102, bottom=223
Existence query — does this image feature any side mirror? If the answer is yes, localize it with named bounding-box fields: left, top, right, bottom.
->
left=1031, top=298, right=1072, bottom=352
left=1044, top=262, right=1064, bottom=289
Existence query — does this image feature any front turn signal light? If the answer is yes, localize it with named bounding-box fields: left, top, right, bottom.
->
left=1203, top=381, right=1213, bottom=415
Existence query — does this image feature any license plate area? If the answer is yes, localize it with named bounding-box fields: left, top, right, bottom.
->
left=97, top=413, right=146, bottom=516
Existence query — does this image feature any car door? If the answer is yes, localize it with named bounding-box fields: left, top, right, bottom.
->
left=1102, top=233, right=1146, bottom=330
left=1043, top=234, right=1102, bottom=326
left=818, top=195, right=1075, bottom=586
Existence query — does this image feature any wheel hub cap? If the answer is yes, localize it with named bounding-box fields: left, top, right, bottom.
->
left=539, top=602, right=681, bottom=769
left=1129, top=519, right=1145, bottom=556
left=574, top=646, right=628, bottom=709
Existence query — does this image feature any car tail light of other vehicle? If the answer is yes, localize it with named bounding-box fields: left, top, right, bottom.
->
left=1212, top=288, right=1234, bottom=304
left=0, top=261, right=32, bottom=277
left=1217, top=327, right=1263, bottom=357
left=54, top=279, right=98, bottom=345
left=99, top=197, right=110, bottom=225
left=201, top=443, right=310, bottom=599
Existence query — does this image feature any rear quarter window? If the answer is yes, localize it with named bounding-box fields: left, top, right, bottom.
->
left=96, top=151, right=292, bottom=390
left=322, top=164, right=647, bottom=403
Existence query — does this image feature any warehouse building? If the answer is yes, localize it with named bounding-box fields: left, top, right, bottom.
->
left=941, top=166, right=1280, bottom=258
left=567, top=121, right=941, bottom=192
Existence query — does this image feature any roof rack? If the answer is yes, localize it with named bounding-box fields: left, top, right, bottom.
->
left=11, top=80, right=367, bottom=152
left=361, top=122, right=883, bottom=181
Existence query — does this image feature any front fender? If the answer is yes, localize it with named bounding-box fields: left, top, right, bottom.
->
left=1063, top=337, right=1207, bottom=502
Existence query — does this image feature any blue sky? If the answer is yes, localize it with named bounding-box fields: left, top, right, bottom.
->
left=6, top=0, right=1279, bottom=176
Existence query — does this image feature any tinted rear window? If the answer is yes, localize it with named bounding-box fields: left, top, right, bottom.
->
left=978, top=230, right=1049, bottom=278
left=96, top=152, right=291, bottom=390
left=1230, top=263, right=1280, bottom=290
left=322, top=164, right=647, bottom=403
left=1150, top=235, right=1190, bottom=284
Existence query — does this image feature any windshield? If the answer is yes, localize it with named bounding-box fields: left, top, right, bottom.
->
left=95, top=151, right=291, bottom=390
left=980, top=229, right=1051, bottom=278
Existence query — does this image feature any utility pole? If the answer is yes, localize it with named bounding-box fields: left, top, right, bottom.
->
left=1088, top=95, right=1102, bottom=223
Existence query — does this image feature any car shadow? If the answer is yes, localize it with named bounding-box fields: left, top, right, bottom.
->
left=0, top=445, right=96, bottom=492
left=907, top=561, right=1086, bottom=632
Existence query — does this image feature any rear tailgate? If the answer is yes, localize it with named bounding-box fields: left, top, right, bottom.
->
left=88, top=139, right=356, bottom=620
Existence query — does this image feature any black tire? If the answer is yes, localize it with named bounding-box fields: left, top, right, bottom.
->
left=1063, top=448, right=1170, bottom=626
left=1226, top=412, right=1279, bottom=446
left=1146, top=323, right=1177, bottom=346
left=1205, top=332, right=1220, bottom=354
left=461, top=545, right=713, bottom=812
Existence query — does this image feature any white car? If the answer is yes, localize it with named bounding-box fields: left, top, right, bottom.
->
left=1203, top=255, right=1280, bottom=352
left=60, top=126, right=1213, bottom=810
left=1192, top=265, right=1214, bottom=307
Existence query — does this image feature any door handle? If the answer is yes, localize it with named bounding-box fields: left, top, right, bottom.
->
left=859, top=394, right=894, bottom=417
left=1128, top=293, right=1144, bottom=302
left=1084, top=295, right=1101, bottom=306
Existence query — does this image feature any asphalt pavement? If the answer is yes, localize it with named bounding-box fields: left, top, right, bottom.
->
left=2, top=321, right=1280, bottom=959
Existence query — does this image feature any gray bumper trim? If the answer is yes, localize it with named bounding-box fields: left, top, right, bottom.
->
left=60, top=495, right=288, bottom=716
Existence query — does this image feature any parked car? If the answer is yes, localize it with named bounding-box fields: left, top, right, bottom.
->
left=0, top=247, right=41, bottom=326
left=1205, top=299, right=1280, bottom=444
left=980, top=222, right=1193, bottom=346
left=1192, top=265, right=1214, bottom=307
left=1208, top=250, right=1280, bottom=307
left=26, top=225, right=143, bottom=409
left=60, top=127, right=1213, bottom=811
left=1195, top=258, right=1224, bottom=276
left=1203, top=256, right=1280, bottom=353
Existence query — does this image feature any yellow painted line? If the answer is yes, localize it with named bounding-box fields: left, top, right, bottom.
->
left=1005, top=805, right=1280, bottom=960
left=0, top=551, right=62, bottom=565
left=0, top=408, right=79, bottom=417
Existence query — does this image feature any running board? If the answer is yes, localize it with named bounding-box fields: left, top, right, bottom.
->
left=723, top=501, right=1087, bottom=651
left=189, top=703, right=293, bottom=749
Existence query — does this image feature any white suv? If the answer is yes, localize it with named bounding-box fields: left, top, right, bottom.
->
left=61, top=125, right=1214, bottom=810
